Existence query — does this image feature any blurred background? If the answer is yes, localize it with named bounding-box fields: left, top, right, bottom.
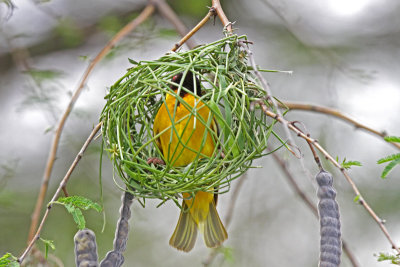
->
left=1, top=0, right=400, bottom=266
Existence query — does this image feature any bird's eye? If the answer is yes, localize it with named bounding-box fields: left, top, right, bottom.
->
left=172, top=75, right=178, bottom=81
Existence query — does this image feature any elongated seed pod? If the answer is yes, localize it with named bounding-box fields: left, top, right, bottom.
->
left=100, top=190, right=134, bottom=267
left=316, top=170, right=341, bottom=267
left=74, top=229, right=99, bottom=267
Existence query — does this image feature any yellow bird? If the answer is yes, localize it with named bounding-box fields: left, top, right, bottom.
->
left=150, top=71, right=228, bottom=252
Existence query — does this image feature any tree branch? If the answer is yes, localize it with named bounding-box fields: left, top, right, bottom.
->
left=256, top=102, right=400, bottom=253
left=281, top=101, right=400, bottom=150
left=170, top=7, right=213, bottom=52
left=19, top=122, right=102, bottom=264
left=27, top=3, right=155, bottom=244
left=153, top=0, right=197, bottom=49
left=211, top=0, right=233, bottom=33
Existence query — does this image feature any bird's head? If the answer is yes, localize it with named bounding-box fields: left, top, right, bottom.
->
left=170, top=71, right=202, bottom=97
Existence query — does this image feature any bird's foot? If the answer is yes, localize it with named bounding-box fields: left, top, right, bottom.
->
left=147, top=157, right=165, bottom=166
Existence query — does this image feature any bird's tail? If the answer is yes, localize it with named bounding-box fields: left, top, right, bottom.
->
left=169, top=202, right=198, bottom=252
left=169, top=192, right=227, bottom=252
left=201, top=200, right=228, bottom=248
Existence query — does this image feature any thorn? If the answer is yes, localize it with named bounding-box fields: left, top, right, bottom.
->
left=209, top=6, right=217, bottom=25
left=62, top=186, right=69, bottom=197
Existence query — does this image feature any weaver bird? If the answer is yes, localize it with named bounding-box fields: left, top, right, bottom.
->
left=149, top=71, right=228, bottom=252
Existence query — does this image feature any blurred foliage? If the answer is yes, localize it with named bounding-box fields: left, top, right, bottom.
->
left=40, top=238, right=55, bottom=260
left=23, top=69, right=64, bottom=86
left=0, top=0, right=15, bottom=21
left=377, top=252, right=400, bottom=265
left=169, top=0, right=212, bottom=18
left=0, top=159, right=18, bottom=192
left=53, top=18, right=84, bottom=48
left=98, top=13, right=138, bottom=36
left=0, top=253, right=19, bottom=267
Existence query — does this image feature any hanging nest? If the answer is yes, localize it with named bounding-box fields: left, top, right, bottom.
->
left=100, top=34, right=280, bottom=205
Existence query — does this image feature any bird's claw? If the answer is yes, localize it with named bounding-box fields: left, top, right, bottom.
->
left=147, top=157, right=165, bottom=166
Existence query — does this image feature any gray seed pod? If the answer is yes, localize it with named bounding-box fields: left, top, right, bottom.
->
left=100, top=190, right=134, bottom=267
left=74, top=229, right=98, bottom=267
left=316, top=170, right=341, bottom=267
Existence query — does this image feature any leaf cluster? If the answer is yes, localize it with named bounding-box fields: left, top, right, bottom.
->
left=376, top=252, right=400, bottom=265
left=0, top=253, right=19, bottom=267
left=377, top=136, right=400, bottom=178
left=52, top=196, right=102, bottom=230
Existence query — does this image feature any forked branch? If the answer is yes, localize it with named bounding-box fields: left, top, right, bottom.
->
left=256, top=102, right=400, bottom=253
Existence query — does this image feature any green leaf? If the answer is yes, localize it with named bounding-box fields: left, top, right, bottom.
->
left=40, top=238, right=55, bottom=260
left=219, top=246, right=234, bottom=263
left=71, top=208, right=86, bottom=230
left=376, top=252, right=400, bottom=264
left=128, top=58, right=139, bottom=65
left=384, top=136, right=400, bottom=143
left=377, top=153, right=400, bottom=164
left=52, top=196, right=101, bottom=229
left=0, top=253, right=19, bottom=267
left=381, top=157, right=400, bottom=179
left=57, top=196, right=102, bottom=212
left=338, top=157, right=362, bottom=170
left=353, top=195, right=360, bottom=203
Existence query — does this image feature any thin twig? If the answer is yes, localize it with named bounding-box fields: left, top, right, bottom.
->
left=290, top=122, right=323, bottom=170
left=280, top=101, right=400, bottom=150
left=153, top=0, right=197, bottom=49
left=256, top=102, right=400, bottom=253
left=27, top=4, right=155, bottom=243
left=271, top=151, right=360, bottom=267
left=19, top=122, right=103, bottom=264
left=169, top=0, right=234, bottom=52
left=211, top=0, right=233, bottom=33
left=170, top=8, right=213, bottom=52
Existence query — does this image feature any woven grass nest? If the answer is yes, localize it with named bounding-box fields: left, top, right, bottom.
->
left=100, top=34, right=278, bottom=204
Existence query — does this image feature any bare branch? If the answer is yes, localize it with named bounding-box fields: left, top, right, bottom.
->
left=281, top=101, right=400, bottom=150
left=19, top=122, right=102, bottom=264
left=211, top=0, right=233, bottom=33
left=170, top=8, right=213, bottom=52
left=256, top=103, right=400, bottom=253
left=27, top=3, right=155, bottom=244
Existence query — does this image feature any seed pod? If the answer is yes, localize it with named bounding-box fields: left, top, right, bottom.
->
left=100, top=191, right=134, bottom=267
left=74, top=229, right=98, bottom=267
left=316, top=170, right=341, bottom=267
